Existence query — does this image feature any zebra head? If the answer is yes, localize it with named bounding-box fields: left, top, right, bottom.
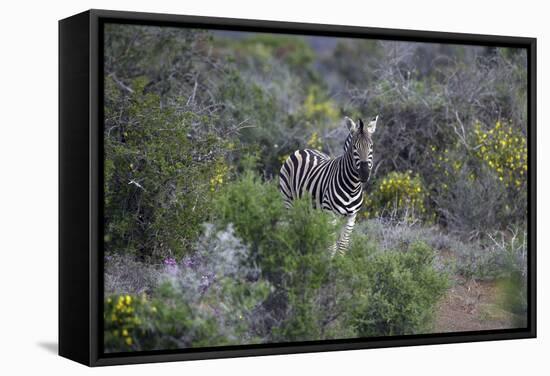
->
left=345, top=116, right=378, bottom=183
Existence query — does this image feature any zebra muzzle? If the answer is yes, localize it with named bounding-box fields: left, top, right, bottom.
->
left=358, top=162, right=370, bottom=183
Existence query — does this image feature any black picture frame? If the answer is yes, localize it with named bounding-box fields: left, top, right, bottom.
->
left=59, top=9, right=537, bottom=367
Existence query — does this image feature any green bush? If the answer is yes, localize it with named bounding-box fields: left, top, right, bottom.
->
left=342, top=241, right=449, bottom=337
left=104, top=80, right=231, bottom=260
left=214, top=171, right=447, bottom=341
left=103, top=286, right=224, bottom=352
left=214, top=170, right=286, bottom=255
left=214, top=171, right=337, bottom=341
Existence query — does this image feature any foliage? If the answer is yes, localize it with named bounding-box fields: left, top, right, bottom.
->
left=364, top=171, right=427, bottom=222
left=214, top=170, right=285, bottom=254
left=214, top=170, right=337, bottom=340
left=102, top=24, right=529, bottom=349
left=426, top=120, right=527, bottom=232
left=104, top=81, right=231, bottom=260
left=228, top=34, right=316, bottom=75
left=104, top=294, right=152, bottom=351
left=213, top=171, right=447, bottom=341
left=473, top=121, right=528, bottom=191
left=342, top=241, right=449, bottom=337
left=104, top=224, right=272, bottom=352
left=103, top=286, right=225, bottom=352
left=103, top=24, right=240, bottom=260
left=301, top=85, right=340, bottom=125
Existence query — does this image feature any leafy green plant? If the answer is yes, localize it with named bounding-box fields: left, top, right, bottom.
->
left=214, top=170, right=338, bottom=340
left=344, top=241, right=448, bottom=337
left=104, top=80, right=231, bottom=260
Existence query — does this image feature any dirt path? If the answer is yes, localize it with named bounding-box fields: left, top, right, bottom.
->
left=434, top=276, right=516, bottom=333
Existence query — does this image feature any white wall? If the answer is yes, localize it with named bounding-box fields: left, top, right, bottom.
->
left=0, top=0, right=546, bottom=374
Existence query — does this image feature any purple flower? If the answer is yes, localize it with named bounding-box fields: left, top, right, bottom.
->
left=163, top=257, right=177, bottom=266
left=183, top=256, right=196, bottom=268
left=163, top=257, right=179, bottom=275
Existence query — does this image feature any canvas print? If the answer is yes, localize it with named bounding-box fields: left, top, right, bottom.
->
left=102, top=23, right=528, bottom=353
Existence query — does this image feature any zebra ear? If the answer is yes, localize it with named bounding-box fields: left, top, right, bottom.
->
left=367, top=115, right=378, bottom=134
left=344, top=117, right=357, bottom=132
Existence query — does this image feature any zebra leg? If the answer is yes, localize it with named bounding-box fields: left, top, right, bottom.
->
left=328, top=215, right=339, bottom=257
left=336, top=213, right=357, bottom=255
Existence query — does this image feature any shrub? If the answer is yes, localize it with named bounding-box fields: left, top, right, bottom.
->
left=364, top=171, right=427, bottom=222
left=104, top=286, right=225, bottom=352
left=473, top=121, right=527, bottom=191
left=214, top=171, right=338, bottom=341
left=104, top=224, right=272, bottom=352
left=214, top=171, right=447, bottom=341
left=472, top=121, right=527, bottom=226
left=268, top=197, right=338, bottom=341
left=168, top=224, right=271, bottom=344
left=104, top=77, right=232, bottom=260
left=429, top=120, right=527, bottom=232
left=343, top=241, right=449, bottom=337
left=104, top=294, right=150, bottom=351
left=214, top=170, right=285, bottom=256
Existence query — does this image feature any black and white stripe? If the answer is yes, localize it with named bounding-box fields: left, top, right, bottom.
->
left=279, top=116, right=378, bottom=255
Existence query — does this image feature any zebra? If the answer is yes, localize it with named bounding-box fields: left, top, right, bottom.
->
left=279, top=116, right=378, bottom=256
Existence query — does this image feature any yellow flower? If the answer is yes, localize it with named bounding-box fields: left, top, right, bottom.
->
left=122, top=329, right=129, bottom=337
left=125, top=337, right=133, bottom=346
left=125, top=295, right=132, bottom=305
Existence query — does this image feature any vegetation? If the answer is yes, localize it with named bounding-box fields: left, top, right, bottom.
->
left=103, top=24, right=529, bottom=352
left=363, top=170, right=427, bottom=222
